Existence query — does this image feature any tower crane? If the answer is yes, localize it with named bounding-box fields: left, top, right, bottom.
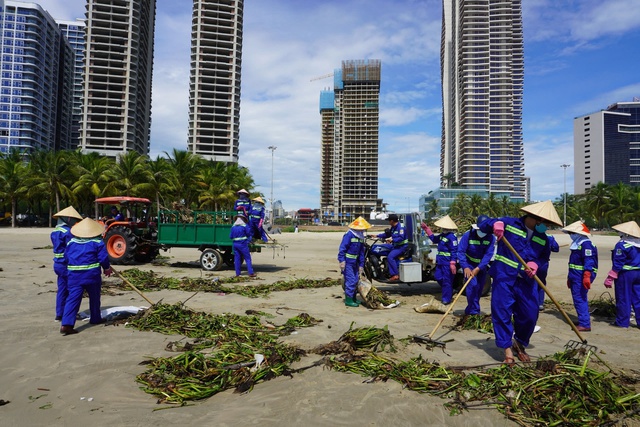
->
left=309, top=72, right=334, bottom=82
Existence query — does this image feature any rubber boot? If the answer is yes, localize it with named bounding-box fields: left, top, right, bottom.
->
left=344, top=295, right=360, bottom=307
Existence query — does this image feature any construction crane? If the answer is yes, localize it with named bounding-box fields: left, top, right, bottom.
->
left=309, top=72, right=334, bottom=82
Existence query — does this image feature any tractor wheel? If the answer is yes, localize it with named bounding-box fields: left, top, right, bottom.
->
left=105, top=226, right=137, bottom=264
left=134, top=244, right=160, bottom=263
left=200, top=248, right=223, bottom=271
left=480, top=274, right=492, bottom=297
left=223, top=250, right=235, bottom=267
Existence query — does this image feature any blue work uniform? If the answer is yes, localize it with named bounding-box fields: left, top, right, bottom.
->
left=61, top=237, right=111, bottom=327
left=567, top=237, right=598, bottom=329
left=530, top=232, right=559, bottom=308
left=376, top=222, right=408, bottom=277
left=429, top=231, right=459, bottom=304
left=51, top=224, right=73, bottom=319
left=458, top=228, right=495, bottom=314
left=248, top=204, right=268, bottom=242
left=479, top=216, right=538, bottom=350
left=230, top=221, right=254, bottom=276
left=610, top=240, right=640, bottom=327
left=337, top=230, right=366, bottom=298
left=234, top=197, right=251, bottom=215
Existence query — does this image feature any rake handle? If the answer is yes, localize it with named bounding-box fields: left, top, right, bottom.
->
left=501, top=236, right=586, bottom=343
left=111, top=267, right=155, bottom=306
left=427, top=273, right=475, bottom=339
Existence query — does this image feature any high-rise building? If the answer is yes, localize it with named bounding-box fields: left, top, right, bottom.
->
left=0, top=0, right=73, bottom=153
left=57, top=19, right=86, bottom=149
left=188, top=0, right=243, bottom=162
left=80, top=0, right=156, bottom=157
left=441, top=0, right=525, bottom=201
left=319, top=59, right=381, bottom=222
left=573, top=100, right=640, bottom=194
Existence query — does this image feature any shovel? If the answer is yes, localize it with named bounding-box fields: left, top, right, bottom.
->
left=111, top=267, right=155, bottom=306
left=501, top=236, right=594, bottom=351
left=413, top=273, right=475, bottom=347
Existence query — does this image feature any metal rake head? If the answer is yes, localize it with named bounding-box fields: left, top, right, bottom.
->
left=564, top=339, right=598, bottom=356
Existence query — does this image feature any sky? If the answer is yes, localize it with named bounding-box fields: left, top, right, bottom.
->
left=42, top=0, right=640, bottom=213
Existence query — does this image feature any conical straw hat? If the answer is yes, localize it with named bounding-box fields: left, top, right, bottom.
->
left=252, top=196, right=265, bottom=204
left=612, top=221, right=640, bottom=238
left=71, top=218, right=105, bottom=238
left=349, top=216, right=371, bottom=230
left=520, top=200, right=562, bottom=226
left=434, top=215, right=458, bottom=230
left=562, top=221, right=591, bottom=237
left=237, top=189, right=249, bottom=195
left=53, top=206, right=82, bottom=219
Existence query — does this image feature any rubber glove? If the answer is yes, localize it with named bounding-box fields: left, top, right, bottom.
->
left=524, top=261, right=537, bottom=278
left=104, top=267, right=113, bottom=277
left=493, top=221, right=504, bottom=240
left=582, top=271, right=591, bottom=290
left=604, top=270, right=617, bottom=288
left=259, top=219, right=263, bottom=228
left=421, top=222, right=433, bottom=237
left=339, top=261, right=345, bottom=272
left=449, top=261, right=457, bottom=275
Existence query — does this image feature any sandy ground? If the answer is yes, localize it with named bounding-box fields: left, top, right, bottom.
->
left=0, top=228, right=638, bottom=427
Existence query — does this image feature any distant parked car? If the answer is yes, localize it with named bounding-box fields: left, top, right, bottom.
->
left=327, top=221, right=342, bottom=226
left=16, top=213, right=45, bottom=227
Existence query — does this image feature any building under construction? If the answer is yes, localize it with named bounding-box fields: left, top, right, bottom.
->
left=319, top=59, right=382, bottom=223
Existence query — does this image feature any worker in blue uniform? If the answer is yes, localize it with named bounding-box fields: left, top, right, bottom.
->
left=376, top=214, right=408, bottom=282
left=248, top=196, right=268, bottom=242
left=422, top=215, right=459, bottom=304
left=60, top=218, right=112, bottom=335
left=230, top=211, right=256, bottom=278
left=338, top=216, right=371, bottom=307
left=478, top=200, right=563, bottom=364
left=51, top=206, right=83, bottom=321
left=605, top=221, right=640, bottom=328
left=530, top=226, right=560, bottom=310
left=234, top=189, right=252, bottom=215
left=457, top=215, right=495, bottom=314
left=562, top=220, right=598, bottom=332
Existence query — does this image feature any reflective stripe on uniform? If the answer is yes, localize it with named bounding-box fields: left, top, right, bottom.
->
left=495, top=254, right=519, bottom=269
left=53, top=253, right=64, bottom=258
left=68, top=262, right=100, bottom=271
left=233, top=237, right=248, bottom=241
left=569, top=263, right=584, bottom=271
left=466, top=254, right=481, bottom=264
left=438, top=251, right=451, bottom=257
left=532, top=236, right=546, bottom=246
left=622, top=265, right=640, bottom=270
left=505, top=224, right=526, bottom=238
left=394, top=239, right=408, bottom=246
left=346, top=253, right=358, bottom=259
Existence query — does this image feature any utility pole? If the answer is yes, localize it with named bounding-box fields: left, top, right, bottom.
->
left=268, top=146, right=277, bottom=223
left=560, top=164, right=570, bottom=226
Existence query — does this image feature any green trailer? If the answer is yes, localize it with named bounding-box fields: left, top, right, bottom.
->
left=157, top=209, right=262, bottom=271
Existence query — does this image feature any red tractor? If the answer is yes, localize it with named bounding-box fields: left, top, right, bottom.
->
left=95, top=197, right=164, bottom=264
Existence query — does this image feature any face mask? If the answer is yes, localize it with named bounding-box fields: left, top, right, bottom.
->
left=570, top=233, right=581, bottom=242
left=534, top=223, right=547, bottom=233
left=476, top=229, right=487, bottom=238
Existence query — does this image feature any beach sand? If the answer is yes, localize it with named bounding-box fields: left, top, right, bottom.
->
left=0, top=228, right=638, bottom=426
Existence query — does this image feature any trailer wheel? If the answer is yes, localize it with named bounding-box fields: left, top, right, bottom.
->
left=223, top=250, right=235, bottom=267
left=105, top=226, right=136, bottom=264
left=134, top=244, right=160, bottom=263
left=200, top=248, right=223, bottom=271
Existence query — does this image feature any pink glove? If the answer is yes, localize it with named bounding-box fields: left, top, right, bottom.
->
left=421, top=222, right=433, bottom=236
left=259, top=219, right=263, bottom=228
left=104, top=267, right=113, bottom=277
left=493, top=221, right=504, bottom=240
left=524, top=261, right=537, bottom=278
left=604, top=270, right=618, bottom=288
left=449, top=261, right=457, bottom=275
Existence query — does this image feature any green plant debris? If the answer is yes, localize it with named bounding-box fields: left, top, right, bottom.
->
left=105, top=269, right=341, bottom=298
left=452, top=314, right=494, bottom=334
left=589, top=293, right=617, bottom=318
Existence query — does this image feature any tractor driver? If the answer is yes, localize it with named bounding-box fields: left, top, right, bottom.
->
left=376, top=214, right=408, bottom=282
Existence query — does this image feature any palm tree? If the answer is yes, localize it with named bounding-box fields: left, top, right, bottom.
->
left=27, top=150, right=75, bottom=226
left=0, top=150, right=29, bottom=227
left=469, top=194, right=483, bottom=218
left=165, top=149, right=204, bottom=208
left=604, top=182, right=632, bottom=225
left=71, top=151, right=116, bottom=218
left=583, top=182, right=610, bottom=229
left=111, top=151, right=153, bottom=196
left=146, top=156, right=174, bottom=215
left=483, top=193, right=500, bottom=217
left=427, top=199, right=439, bottom=220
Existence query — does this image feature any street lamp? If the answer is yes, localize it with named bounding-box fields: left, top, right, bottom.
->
left=560, top=164, right=570, bottom=226
left=268, top=146, right=277, bottom=223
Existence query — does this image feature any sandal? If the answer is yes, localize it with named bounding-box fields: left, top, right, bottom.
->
left=511, top=341, right=531, bottom=362
left=503, top=356, right=516, bottom=367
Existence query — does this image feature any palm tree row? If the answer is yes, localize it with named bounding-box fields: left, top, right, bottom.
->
left=425, top=181, right=640, bottom=232
left=0, top=148, right=257, bottom=228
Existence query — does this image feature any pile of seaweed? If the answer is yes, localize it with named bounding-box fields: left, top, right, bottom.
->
left=589, top=292, right=617, bottom=318
left=128, top=304, right=640, bottom=425
left=452, top=314, right=494, bottom=334
left=105, top=268, right=341, bottom=298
